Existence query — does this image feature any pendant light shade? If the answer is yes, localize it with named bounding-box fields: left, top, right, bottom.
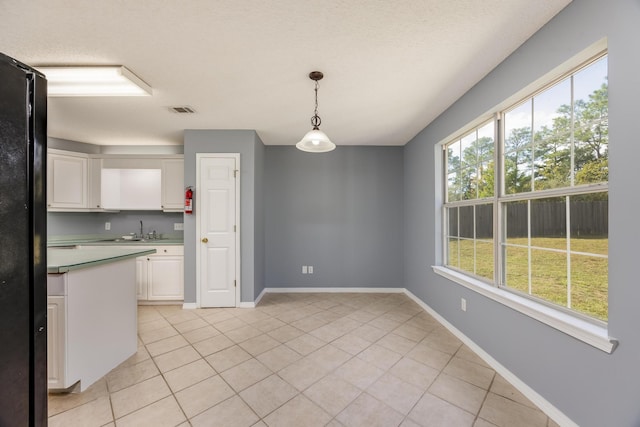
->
left=296, top=129, right=335, bottom=153
left=296, top=71, right=335, bottom=153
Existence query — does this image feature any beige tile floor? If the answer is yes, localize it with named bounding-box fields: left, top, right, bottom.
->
left=48, top=292, right=561, bottom=427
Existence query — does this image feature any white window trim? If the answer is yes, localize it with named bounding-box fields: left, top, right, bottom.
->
left=432, top=265, right=616, bottom=353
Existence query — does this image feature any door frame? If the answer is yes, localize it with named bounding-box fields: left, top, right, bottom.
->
left=195, top=153, right=241, bottom=308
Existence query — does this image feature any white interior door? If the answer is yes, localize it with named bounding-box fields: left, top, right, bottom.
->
left=197, top=155, right=238, bottom=307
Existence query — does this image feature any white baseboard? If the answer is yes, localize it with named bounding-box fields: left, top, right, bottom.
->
left=138, top=300, right=183, bottom=306
left=254, top=287, right=267, bottom=306
left=184, top=301, right=257, bottom=309
left=402, top=289, right=577, bottom=427
left=264, top=286, right=404, bottom=294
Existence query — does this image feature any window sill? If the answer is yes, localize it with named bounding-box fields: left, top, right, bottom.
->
left=432, top=266, right=617, bottom=353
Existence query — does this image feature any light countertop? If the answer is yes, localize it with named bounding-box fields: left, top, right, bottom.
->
left=47, top=234, right=183, bottom=247
left=47, top=247, right=156, bottom=274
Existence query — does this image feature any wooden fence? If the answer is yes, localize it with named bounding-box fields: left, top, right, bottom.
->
left=451, top=201, right=608, bottom=239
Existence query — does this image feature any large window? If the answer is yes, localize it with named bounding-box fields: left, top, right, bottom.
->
left=444, top=54, right=608, bottom=323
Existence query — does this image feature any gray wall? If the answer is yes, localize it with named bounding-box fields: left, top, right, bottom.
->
left=183, top=130, right=264, bottom=303
left=404, top=1, right=640, bottom=426
left=254, top=134, right=266, bottom=299
left=265, top=146, right=404, bottom=288
left=48, top=211, right=183, bottom=238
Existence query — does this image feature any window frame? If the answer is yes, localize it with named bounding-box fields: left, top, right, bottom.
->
left=436, top=50, right=615, bottom=353
left=443, top=119, right=497, bottom=284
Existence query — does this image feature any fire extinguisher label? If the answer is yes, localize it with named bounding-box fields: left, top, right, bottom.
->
left=185, top=187, right=193, bottom=214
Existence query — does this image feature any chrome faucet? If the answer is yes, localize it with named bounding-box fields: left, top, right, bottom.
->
left=139, top=220, right=143, bottom=238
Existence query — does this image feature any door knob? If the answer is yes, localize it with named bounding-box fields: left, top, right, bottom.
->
left=201, top=237, right=208, bottom=243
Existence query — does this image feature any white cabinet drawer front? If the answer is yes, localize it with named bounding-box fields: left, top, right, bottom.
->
left=152, top=246, right=183, bottom=256
left=103, top=245, right=183, bottom=256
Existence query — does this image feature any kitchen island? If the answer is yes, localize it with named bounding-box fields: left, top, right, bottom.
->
left=47, top=247, right=155, bottom=392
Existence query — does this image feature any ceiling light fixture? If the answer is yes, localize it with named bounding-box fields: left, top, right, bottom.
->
left=296, top=71, right=335, bottom=153
left=35, top=65, right=152, bottom=97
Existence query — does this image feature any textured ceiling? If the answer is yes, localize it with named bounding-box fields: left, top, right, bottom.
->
left=1, top=0, right=571, bottom=146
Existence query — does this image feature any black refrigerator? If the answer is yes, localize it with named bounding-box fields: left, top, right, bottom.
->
left=0, top=52, right=48, bottom=426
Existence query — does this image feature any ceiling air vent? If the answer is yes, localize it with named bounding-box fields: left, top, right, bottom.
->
left=169, top=106, right=195, bottom=114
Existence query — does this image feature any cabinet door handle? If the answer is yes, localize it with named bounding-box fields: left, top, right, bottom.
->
left=201, top=238, right=208, bottom=243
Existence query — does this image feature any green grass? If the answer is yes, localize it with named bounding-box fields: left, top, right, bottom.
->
left=448, top=237, right=608, bottom=321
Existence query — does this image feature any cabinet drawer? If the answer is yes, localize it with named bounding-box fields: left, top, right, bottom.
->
left=150, top=246, right=183, bottom=256
left=99, top=245, right=183, bottom=256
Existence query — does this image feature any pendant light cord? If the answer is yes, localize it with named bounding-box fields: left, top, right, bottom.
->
left=311, top=80, right=321, bottom=129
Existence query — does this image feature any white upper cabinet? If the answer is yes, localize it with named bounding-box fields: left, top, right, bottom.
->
left=47, top=149, right=183, bottom=211
left=47, top=150, right=88, bottom=210
left=88, top=158, right=103, bottom=211
left=161, top=159, right=184, bottom=211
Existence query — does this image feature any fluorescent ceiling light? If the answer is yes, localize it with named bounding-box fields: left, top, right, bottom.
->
left=35, top=66, right=152, bottom=97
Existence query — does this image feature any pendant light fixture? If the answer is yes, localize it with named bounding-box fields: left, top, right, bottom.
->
left=296, top=71, right=336, bottom=153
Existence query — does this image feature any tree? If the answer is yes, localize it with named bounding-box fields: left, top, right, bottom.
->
left=448, top=135, right=495, bottom=201
left=459, top=136, right=495, bottom=200
left=504, top=127, right=532, bottom=193
left=575, top=157, right=607, bottom=184
left=478, top=160, right=495, bottom=199
left=574, top=83, right=608, bottom=179
left=534, top=122, right=571, bottom=190
left=533, top=81, right=608, bottom=189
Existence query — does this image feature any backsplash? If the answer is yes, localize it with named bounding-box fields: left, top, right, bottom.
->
left=47, top=211, right=184, bottom=239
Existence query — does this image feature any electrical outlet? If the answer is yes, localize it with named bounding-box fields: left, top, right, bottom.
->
left=302, top=266, right=308, bottom=274
left=308, top=266, right=313, bottom=274
left=105, top=222, right=111, bottom=231
left=174, top=223, right=184, bottom=231
left=461, top=298, right=467, bottom=312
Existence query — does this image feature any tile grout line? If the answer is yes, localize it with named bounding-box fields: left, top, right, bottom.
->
left=474, top=372, right=498, bottom=426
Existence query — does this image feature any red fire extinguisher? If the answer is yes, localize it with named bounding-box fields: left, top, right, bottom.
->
left=185, top=187, right=193, bottom=214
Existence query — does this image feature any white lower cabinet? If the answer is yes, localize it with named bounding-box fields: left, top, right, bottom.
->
left=136, top=246, right=184, bottom=301
left=136, top=257, right=147, bottom=300
left=47, top=296, right=66, bottom=389
left=47, top=258, right=139, bottom=391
